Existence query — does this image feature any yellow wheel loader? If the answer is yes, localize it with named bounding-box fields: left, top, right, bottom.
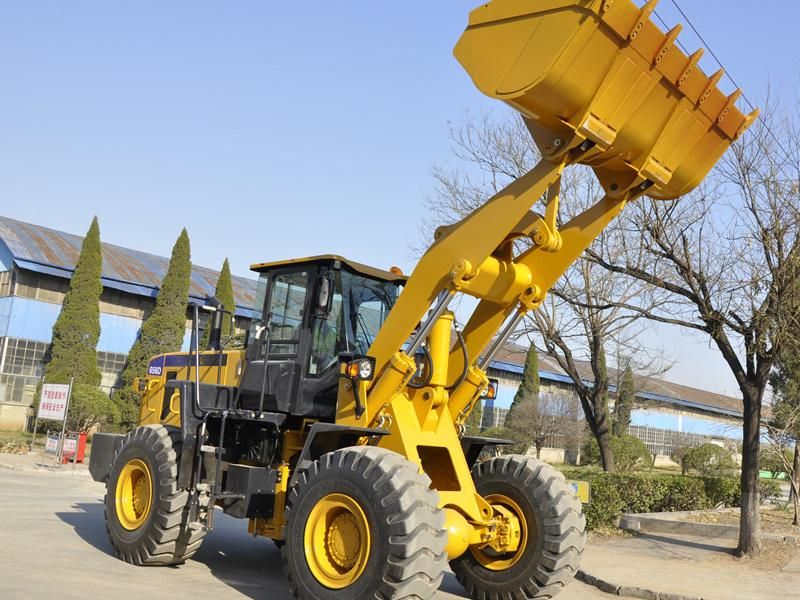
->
left=89, top=1, right=754, bottom=598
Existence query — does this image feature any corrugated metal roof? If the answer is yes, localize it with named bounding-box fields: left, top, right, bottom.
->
left=0, top=215, right=257, bottom=317
left=490, top=343, right=745, bottom=419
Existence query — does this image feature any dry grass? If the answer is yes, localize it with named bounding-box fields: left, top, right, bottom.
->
left=680, top=507, right=799, bottom=535
left=709, top=539, right=800, bottom=571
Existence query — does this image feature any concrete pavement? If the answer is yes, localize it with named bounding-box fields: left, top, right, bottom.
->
left=0, top=467, right=606, bottom=599
left=583, top=532, right=798, bottom=600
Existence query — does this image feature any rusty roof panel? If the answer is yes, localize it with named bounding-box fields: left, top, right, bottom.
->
left=0, top=215, right=257, bottom=313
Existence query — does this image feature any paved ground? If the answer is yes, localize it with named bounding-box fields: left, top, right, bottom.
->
left=585, top=532, right=799, bottom=600
left=0, top=464, right=606, bottom=599
left=4, top=451, right=794, bottom=600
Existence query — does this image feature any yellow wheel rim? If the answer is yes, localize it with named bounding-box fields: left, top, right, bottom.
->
left=115, top=458, right=153, bottom=531
left=304, top=493, right=371, bottom=589
left=471, top=494, right=529, bottom=571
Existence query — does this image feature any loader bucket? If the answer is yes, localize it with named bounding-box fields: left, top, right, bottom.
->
left=454, top=0, right=757, bottom=200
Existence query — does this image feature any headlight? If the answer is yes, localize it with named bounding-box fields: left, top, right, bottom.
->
left=344, top=356, right=376, bottom=381
left=357, top=358, right=373, bottom=380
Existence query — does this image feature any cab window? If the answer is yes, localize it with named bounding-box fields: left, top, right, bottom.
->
left=267, top=271, right=309, bottom=355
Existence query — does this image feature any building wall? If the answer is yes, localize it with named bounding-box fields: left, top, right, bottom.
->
left=0, top=243, right=14, bottom=336
left=630, top=405, right=742, bottom=440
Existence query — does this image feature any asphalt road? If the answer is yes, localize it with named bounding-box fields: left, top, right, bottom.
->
left=0, top=467, right=606, bottom=599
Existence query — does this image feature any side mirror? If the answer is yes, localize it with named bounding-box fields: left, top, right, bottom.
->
left=316, top=275, right=334, bottom=315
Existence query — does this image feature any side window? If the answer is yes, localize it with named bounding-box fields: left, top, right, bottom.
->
left=267, top=271, right=309, bottom=355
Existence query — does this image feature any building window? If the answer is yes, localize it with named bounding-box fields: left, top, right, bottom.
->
left=628, top=424, right=722, bottom=457
left=99, top=289, right=153, bottom=319
left=0, top=270, right=11, bottom=297
left=0, top=373, right=39, bottom=405
left=0, top=337, right=131, bottom=402
left=481, top=406, right=509, bottom=430
left=1, top=338, right=48, bottom=378
left=13, top=271, right=68, bottom=304
left=14, top=271, right=156, bottom=319
left=97, top=350, right=127, bottom=391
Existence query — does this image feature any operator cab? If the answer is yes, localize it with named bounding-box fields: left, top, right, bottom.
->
left=237, top=255, right=406, bottom=421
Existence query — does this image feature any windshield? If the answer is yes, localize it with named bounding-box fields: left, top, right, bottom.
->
left=342, top=271, right=398, bottom=355
left=308, top=270, right=399, bottom=375
left=249, top=267, right=400, bottom=375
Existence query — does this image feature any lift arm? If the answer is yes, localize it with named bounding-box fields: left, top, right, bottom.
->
left=341, top=0, right=754, bottom=426
left=334, top=0, right=754, bottom=531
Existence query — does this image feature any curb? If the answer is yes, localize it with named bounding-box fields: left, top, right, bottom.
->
left=0, top=461, right=92, bottom=478
left=577, top=569, right=704, bottom=600
left=620, top=512, right=800, bottom=544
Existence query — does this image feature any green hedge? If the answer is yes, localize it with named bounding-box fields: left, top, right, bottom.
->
left=561, top=471, right=784, bottom=529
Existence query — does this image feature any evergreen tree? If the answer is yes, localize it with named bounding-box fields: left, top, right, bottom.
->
left=43, top=217, right=103, bottom=386
left=201, top=258, right=236, bottom=347
left=115, top=229, right=192, bottom=426
left=613, top=364, right=635, bottom=436
left=508, top=345, right=539, bottom=420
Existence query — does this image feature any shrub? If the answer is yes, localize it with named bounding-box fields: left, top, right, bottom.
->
left=657, top=477, right=709, bottom=512
left=613, top=436, right=654, bottom=473
left=683, top=443, right=737, bottom=477
left=581, top=437, right=601, bottom=466
left=759, top=478, right=783, bottom=502
left=66, top=384, right=120, bottom=432
left=569, top=472, right=738, bottom=529
left=703, top=477, right=740, bottom=507
left=670, top=445, right=692, bottom=475
left=581, top=476, right=624, bottom=530
left=581, top=435, right=653, bottom=472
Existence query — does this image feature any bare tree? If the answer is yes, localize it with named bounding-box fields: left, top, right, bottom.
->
left=525, top=231, right=666, bottom=472
left=587, top=102, right=800, bottom=555
left=427, top=112, right=664, bottom=472
left=506, top=392, right=582, bottom=459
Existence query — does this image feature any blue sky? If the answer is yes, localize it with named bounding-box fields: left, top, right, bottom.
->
left=1, top=1, right=797, bottom=397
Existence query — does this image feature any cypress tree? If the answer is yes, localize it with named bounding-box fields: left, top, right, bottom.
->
left=507, top=345, right=539, bottom=421
left=115, top=229, right=192, bottom=426
left=201, top=258, right=236, bottom=347
left=43, top=217, right=103, bottom=386
left=613, top=364, right=635, bottom=436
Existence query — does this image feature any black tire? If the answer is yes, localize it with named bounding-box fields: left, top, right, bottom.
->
left=282, top=446, right=447, bottom=600
left=104, top=424, right=206, bottom=565
left=451, top=455, right=586, bottom=600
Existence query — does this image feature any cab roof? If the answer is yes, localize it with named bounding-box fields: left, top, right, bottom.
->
left=250, top=254, right=407, bottom=284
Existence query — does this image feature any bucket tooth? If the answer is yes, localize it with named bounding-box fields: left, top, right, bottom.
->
left=699, top=68, right=725, bottom=106
left=679, top=48, right=704, bottom=89
left=654, top=24, right=682, bottom=66
left=629, top=0, right=659, bottom=40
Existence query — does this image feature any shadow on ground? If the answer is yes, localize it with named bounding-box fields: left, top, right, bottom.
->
left=57, top=502, right=468, bottom=599
left=636, top=532, right=737, bottom=555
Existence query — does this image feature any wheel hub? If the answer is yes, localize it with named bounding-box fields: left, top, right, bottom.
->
left=115, top=458, right=153, bottom=531
left=304, top=493, right=371, bottom=589
left=326, top=512, right=361, bottom=569
left=471, top=494, right=528, bottom=571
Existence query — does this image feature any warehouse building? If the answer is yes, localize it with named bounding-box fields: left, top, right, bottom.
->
left=0, top=216, right=257, bottom=430
left=483, top=345, right=744, bottom=460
